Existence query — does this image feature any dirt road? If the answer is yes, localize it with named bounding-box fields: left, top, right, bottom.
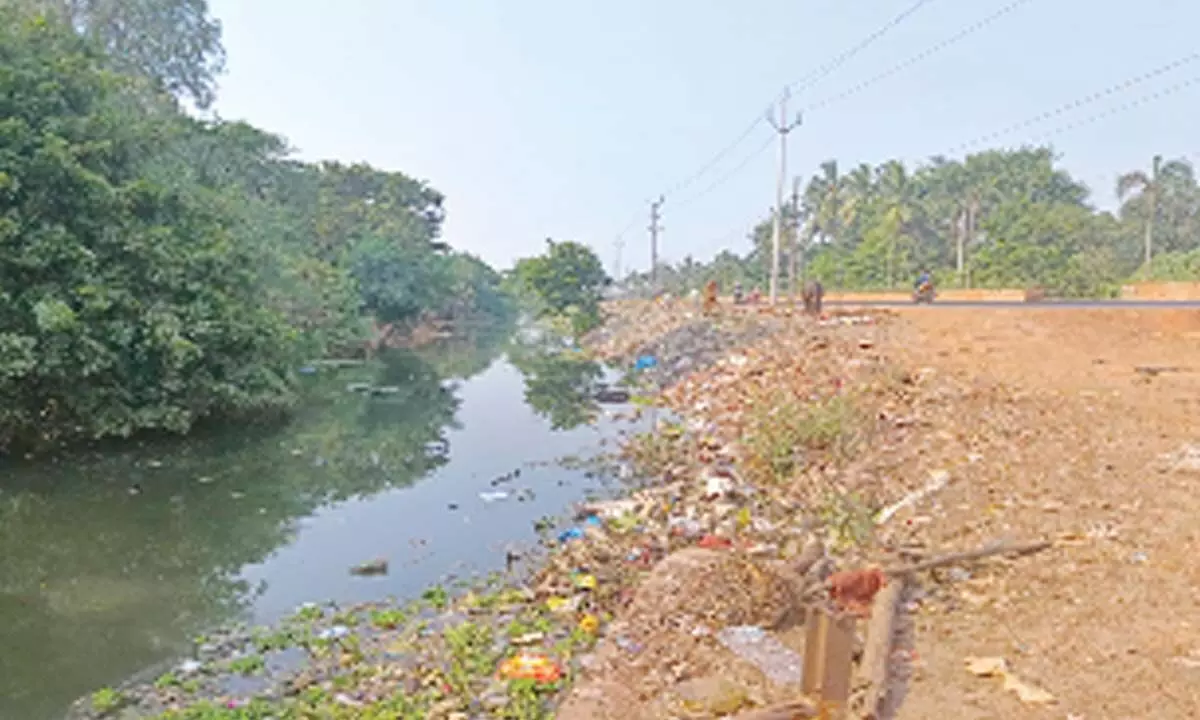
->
left=877, top=308, right=1200, bottom=718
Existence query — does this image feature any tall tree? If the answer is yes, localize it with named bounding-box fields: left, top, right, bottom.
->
left=17, top=0, right=226, bottom=108
left=511, top=240, right=609, bottom=334
left=1117, top=154, right=1194, bottom=267
left=0, top=10, right=296, bottom=449
left=874, top=160, right=921, bottom=287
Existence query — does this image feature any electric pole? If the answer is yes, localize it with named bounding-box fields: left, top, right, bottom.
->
left=788, top=175, right=802, bottom=303
left=649, top=196, right=664, bottom=296
left=613, top=238, right=624, bottom=283
left=766, top=88, right=802, bottom=305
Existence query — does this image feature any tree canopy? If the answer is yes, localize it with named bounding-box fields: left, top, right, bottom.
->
left=626, top=147, right=1200, bottom=298
left=0, top=6, right=511, bottom=452
left=12, top=0, right=226, bottom=108
left=508, top=239, right=610, bottom=334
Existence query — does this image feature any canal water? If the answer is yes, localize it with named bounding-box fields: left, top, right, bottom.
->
left=0, top=327, right=648, bottom=720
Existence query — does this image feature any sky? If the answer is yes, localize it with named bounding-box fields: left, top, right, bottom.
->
left=205, top=0, right=1200, bottom=274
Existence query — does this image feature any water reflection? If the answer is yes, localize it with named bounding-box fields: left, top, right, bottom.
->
left=506, top=337, right=604, bottom=431
left=0, top=331, right=506, bottom=720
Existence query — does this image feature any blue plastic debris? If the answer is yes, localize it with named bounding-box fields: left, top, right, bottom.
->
left=634, top=355, right=657, bottom=371
left=557, top=527, right=585, bottom=543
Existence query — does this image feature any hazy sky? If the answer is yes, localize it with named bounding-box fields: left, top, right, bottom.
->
left=205, top=0, right=1200, bottom=272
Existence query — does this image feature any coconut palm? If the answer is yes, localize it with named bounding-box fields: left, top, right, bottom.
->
left=874, top=160, right=920, bottom=287
left=1116, top=154, right=1194, bottom=268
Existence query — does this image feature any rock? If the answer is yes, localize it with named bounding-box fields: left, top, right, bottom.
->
left=672, top=675, right=751, bottom=714
left=349, top=559, right=388, bottom=576
left=595, top=387, right=632, bottom=404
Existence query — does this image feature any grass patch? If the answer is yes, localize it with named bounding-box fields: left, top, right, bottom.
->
left=228, top=654, right=265, bottom=675
left=818, top=490, right=877, bottom=552
left=743, top=393, right=861, bottom=484
left=90, top=687, right=125, bottom=714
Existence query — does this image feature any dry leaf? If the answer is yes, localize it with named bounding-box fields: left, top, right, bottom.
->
left=966, top=656, right=1056, bottom=705
left=1001, top=673, right=1056, bottom=704
left=964, top=656, right=1008, bottom=677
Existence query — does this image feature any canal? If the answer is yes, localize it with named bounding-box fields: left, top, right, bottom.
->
left=0, top=326, right=646, bottom=719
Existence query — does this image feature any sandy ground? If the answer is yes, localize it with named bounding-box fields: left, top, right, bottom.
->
left=875, top=308, right=1200, bottom=718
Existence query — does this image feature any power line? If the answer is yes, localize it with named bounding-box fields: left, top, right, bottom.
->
left=1022, top=73, right=1200, bottom=148
left=661, top=115, right=768, bottom=198
left=675, top=68, right=1200, bottom=265
left=648, top=0, right=1021, bottom=215
left=803, top=0, right=1038, bottom=114
left=947, top=53, right=1200, bottom=154
left=670, top=133, right=775, bottom=210
left=788, top=0, right=938, bottom=96
left=638, top=0, right=940, bottom=207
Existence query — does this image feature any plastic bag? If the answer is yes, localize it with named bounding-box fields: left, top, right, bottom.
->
left=715, top=625, right=804, bottom=686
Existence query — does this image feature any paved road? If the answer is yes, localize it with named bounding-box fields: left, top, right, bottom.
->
left=825, top=299, right=1200, bottom=309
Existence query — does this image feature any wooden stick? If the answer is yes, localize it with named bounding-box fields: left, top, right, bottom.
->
left=855, top=576, right=907, bottom=719
left=882, top=539, right=1052, bottom=577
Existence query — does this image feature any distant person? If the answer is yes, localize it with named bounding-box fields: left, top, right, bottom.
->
left=915, top=269, right=931, bottom=290
left=702, top=280, right=719, bottom=315
left=802, top=279, right=824, bottom=315
left=733, top=282, right=744, bottom=305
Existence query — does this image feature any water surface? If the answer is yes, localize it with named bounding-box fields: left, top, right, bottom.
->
left=0, top=329, right=645, bottom=719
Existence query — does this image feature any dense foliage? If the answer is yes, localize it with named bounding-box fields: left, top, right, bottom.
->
left=0, top=7, right=510, bottom=451
left=630, top=148, right=1200, bottom=297
left=507, top=239, right=610, bottom=334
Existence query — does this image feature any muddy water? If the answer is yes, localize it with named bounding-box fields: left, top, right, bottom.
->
left=0, top=329, right=647, bottom=719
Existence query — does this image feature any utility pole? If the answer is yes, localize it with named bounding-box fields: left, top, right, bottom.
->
left=766, top=88, right=802, bottom=305
left=788, top=175, right=802, bottom=303
left=613, top=238, right=624, bottom=283
left=649, top=196, right=664, bottom=296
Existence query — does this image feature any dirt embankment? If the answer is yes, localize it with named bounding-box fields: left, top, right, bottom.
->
left=569, top=301, right=1200, bottom=718
left=881, top=307, right=1200, bottom=719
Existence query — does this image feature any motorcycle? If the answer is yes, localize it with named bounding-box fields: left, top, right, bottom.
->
left=913, top=281, right=936, bottom=304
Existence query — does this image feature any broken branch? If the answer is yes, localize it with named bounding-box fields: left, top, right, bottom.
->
left=855, top=575, right=907, bottom=718
left=883, top=539, right=1053, bottom=577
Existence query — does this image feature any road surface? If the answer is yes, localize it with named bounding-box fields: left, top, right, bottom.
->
left=826, top=298, right=1200, bottom=308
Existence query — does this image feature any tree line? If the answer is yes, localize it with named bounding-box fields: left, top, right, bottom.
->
left=627, top=147, right=1200, bottom=297
left=0, top=3, right=513, bottom=452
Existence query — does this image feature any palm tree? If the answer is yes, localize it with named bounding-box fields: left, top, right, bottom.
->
left=875, top=160, right=918, bottom=288
left=958, top=154, right=1004, bottom=288
left=804, top=160, right=844, bottom=285
left=839, top=163, right=875, bottom=230
left=1117, top=154, right=1193, bottom=268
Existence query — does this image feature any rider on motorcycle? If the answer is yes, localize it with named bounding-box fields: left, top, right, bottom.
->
left=914, top=269, right=932, bottom=291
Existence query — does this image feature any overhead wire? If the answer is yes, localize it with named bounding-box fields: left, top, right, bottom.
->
left=660, top=116, right=768, bottom=199
left=684, top=50, right=1200, bottom=212
left=645, top=0, right=1038, bottom=215
left=802, top=0, right=1038, bottom=114
left=1021, top=74, right=1200, bottom=148
left=631, top=0, right=942, bottom=214
left=677, top=58, right=1200, bottom=265
left=945, top=53, right=1200, bottom=154
left=671, top=134, right=776, bottom=210
left=787, top=0, right=938, bottom=96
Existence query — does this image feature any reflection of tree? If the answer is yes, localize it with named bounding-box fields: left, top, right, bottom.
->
left=412, top=325, right=511, bottom=381
left=0, top=333, right=504, bottom=720
left=507, top=337, right=603, bottom=431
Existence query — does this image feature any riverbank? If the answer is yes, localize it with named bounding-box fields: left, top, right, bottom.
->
left=65, top=301, right=1200, bottom=718
left=66, top=302, right=889, bottom=719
